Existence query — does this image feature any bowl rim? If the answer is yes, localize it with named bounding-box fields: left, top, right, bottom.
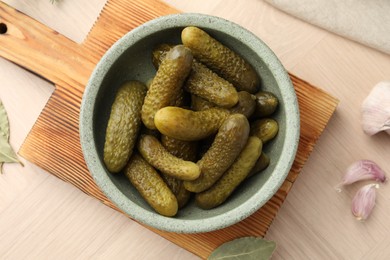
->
left=79, top=13, right=300, bottom=233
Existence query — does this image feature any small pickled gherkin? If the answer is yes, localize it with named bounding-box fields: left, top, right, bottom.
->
left=247, top=152, right=270, bottom=178
left=151, top=43, right=173, bottom=69
left=160, top=174, right=191, bottom=209
left=253, top=91, right=279, bottom=118
left=250, top=118, right=279, bottom=144
left=103, top=81, right=147, bottom=173
left=137, top=134, right=200, bottom=181
left=184, top=114, right=250, bottom=193
left=160, top=135, right=196, bottom=208
left=186, top=59, right=238, bottom=108
left=191, top=94, right=216, bottom=111
left=160, top=135, right=198, bottom=162
left=154, top=106, right=230, bottom=141
left=152, top=44, right=238, bottom=108
left=195, top=136, right=262, bottom=209
left=124, top=153, right=178, bottom=217
left=229, top=91, right=256, bottom=118
left=141, top=45, right=193, bottom=129
left=191, top=91, right=256, bottom=119
left=182, top=26, right=260, bottom=93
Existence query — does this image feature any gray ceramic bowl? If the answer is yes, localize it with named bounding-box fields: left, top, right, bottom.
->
left=79, top=13, right=300, bottom=233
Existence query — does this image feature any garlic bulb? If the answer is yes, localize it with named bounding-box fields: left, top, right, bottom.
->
left=361, top=81, right=390, bottom=136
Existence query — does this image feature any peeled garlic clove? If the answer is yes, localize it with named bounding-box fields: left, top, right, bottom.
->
left=361, top=81, right=390, bottom=136
left=351, top=183, right=379, bottom=221
left=336, top=160, right=386, bottom=192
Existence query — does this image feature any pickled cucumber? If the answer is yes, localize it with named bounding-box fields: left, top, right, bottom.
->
left=182, top=26, right=260, bottom=93
left=186, top=59, right=238, bottom=107
left=124, top=153, right=178, bottom=217
left=184, top=114, right=250, bottom=193
left=247, top=152, right=270, bottom=178
left=160, top=174, right=191, bottom=209
left=141, top=45, right=193, bottom=129
left=191, top=91, right=256, bottom=118
left=250, top=118, right=279, bottom=144
left=103, top=81, right=147, bottom=173
left=229, top=91, right=256, bottom=118
left=151, top=43, right=173, bottom=69
left=191, top=95, right=216, bottom=111
left=161, top=135, right=198, bottom=162
left=150, top=44, right=189, bottom=108
left=253, top=91, right=279, bottom=118
left=160, top=134, right=196, bottom=208
left=152, top=44, right=238, bottom=108
left=154, top=106, right=230, bottom=141
left=195, top=136, right=262, bottom=209
left=137, top=135, right=200, bottom=181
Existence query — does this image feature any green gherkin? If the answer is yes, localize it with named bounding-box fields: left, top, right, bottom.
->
left=154, top=106, right=230, bottom=141
left=160, top=135, right=198, bottom=162
left=151, top=43, right=173, bottom=69
left=253, top=91, right=279, bottom=118
left=229, top=91, right=257, bottom=118
left=160, top=174, right=191, bottom=209
left=191, top=91, right=256, bottom=119
left=186, top=59, right=238, bottom=108
left=141, top=45, right=193, bottom=130
left=103, top=81, right=147, bottom=173
left=160, top=135, right=197, bottom=208
left=137, top=135, right=200, bottom=181
left=152, top=44, right=238, bottom=108
left=191, top=94, right=215, bottom=111
left=182, top=26, right=260, bottom=94
left=250, top=118, right=279, bottom=144
left=247, top=152, right=270, bottom=178
left=196, top=136, right=262, bottom=209
left=124, top=153, right=178, bottom=217
left=184, top=114, right=250, bottom=193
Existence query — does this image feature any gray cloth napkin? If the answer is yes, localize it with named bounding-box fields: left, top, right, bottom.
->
left=264, top=0, right=390, bottom=55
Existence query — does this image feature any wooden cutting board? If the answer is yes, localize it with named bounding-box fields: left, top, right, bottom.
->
left=0, top=0, right=338, bottom=259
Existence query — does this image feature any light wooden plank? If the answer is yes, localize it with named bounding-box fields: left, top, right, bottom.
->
left=3, top=0, right=107, bottom=43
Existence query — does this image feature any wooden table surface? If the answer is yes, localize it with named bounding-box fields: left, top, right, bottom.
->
left=1, top=0, right=390, bottom=259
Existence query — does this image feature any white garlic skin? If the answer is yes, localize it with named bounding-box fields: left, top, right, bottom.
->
left=361, top=81, right=390, bottom=136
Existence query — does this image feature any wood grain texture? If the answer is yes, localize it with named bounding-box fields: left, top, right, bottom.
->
left=2, top=0, right=107, bottom=44
left=0, top=0, right=338, bottom=259
left=0, top=3, right=93, bottom=89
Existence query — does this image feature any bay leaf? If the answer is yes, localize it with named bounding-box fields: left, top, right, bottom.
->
left=0, top=100, right=10, bottom=139
left=0, top=100, right=22, bottom=172
left=0, top=136, right=21, bottom=164
left=0, top=99, right=10, bottom=173
left=208, top=237, right=276, bottom=260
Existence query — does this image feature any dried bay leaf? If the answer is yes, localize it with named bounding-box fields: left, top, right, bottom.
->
left=0, top=99, right=10, bottom=173
left=208, top=237, right=276, bottom=260
left=0, top=100, right=22, bottom=173
left=0, top=137, right=21, bottom=163
left=0, top=100, right=9, bottom=139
